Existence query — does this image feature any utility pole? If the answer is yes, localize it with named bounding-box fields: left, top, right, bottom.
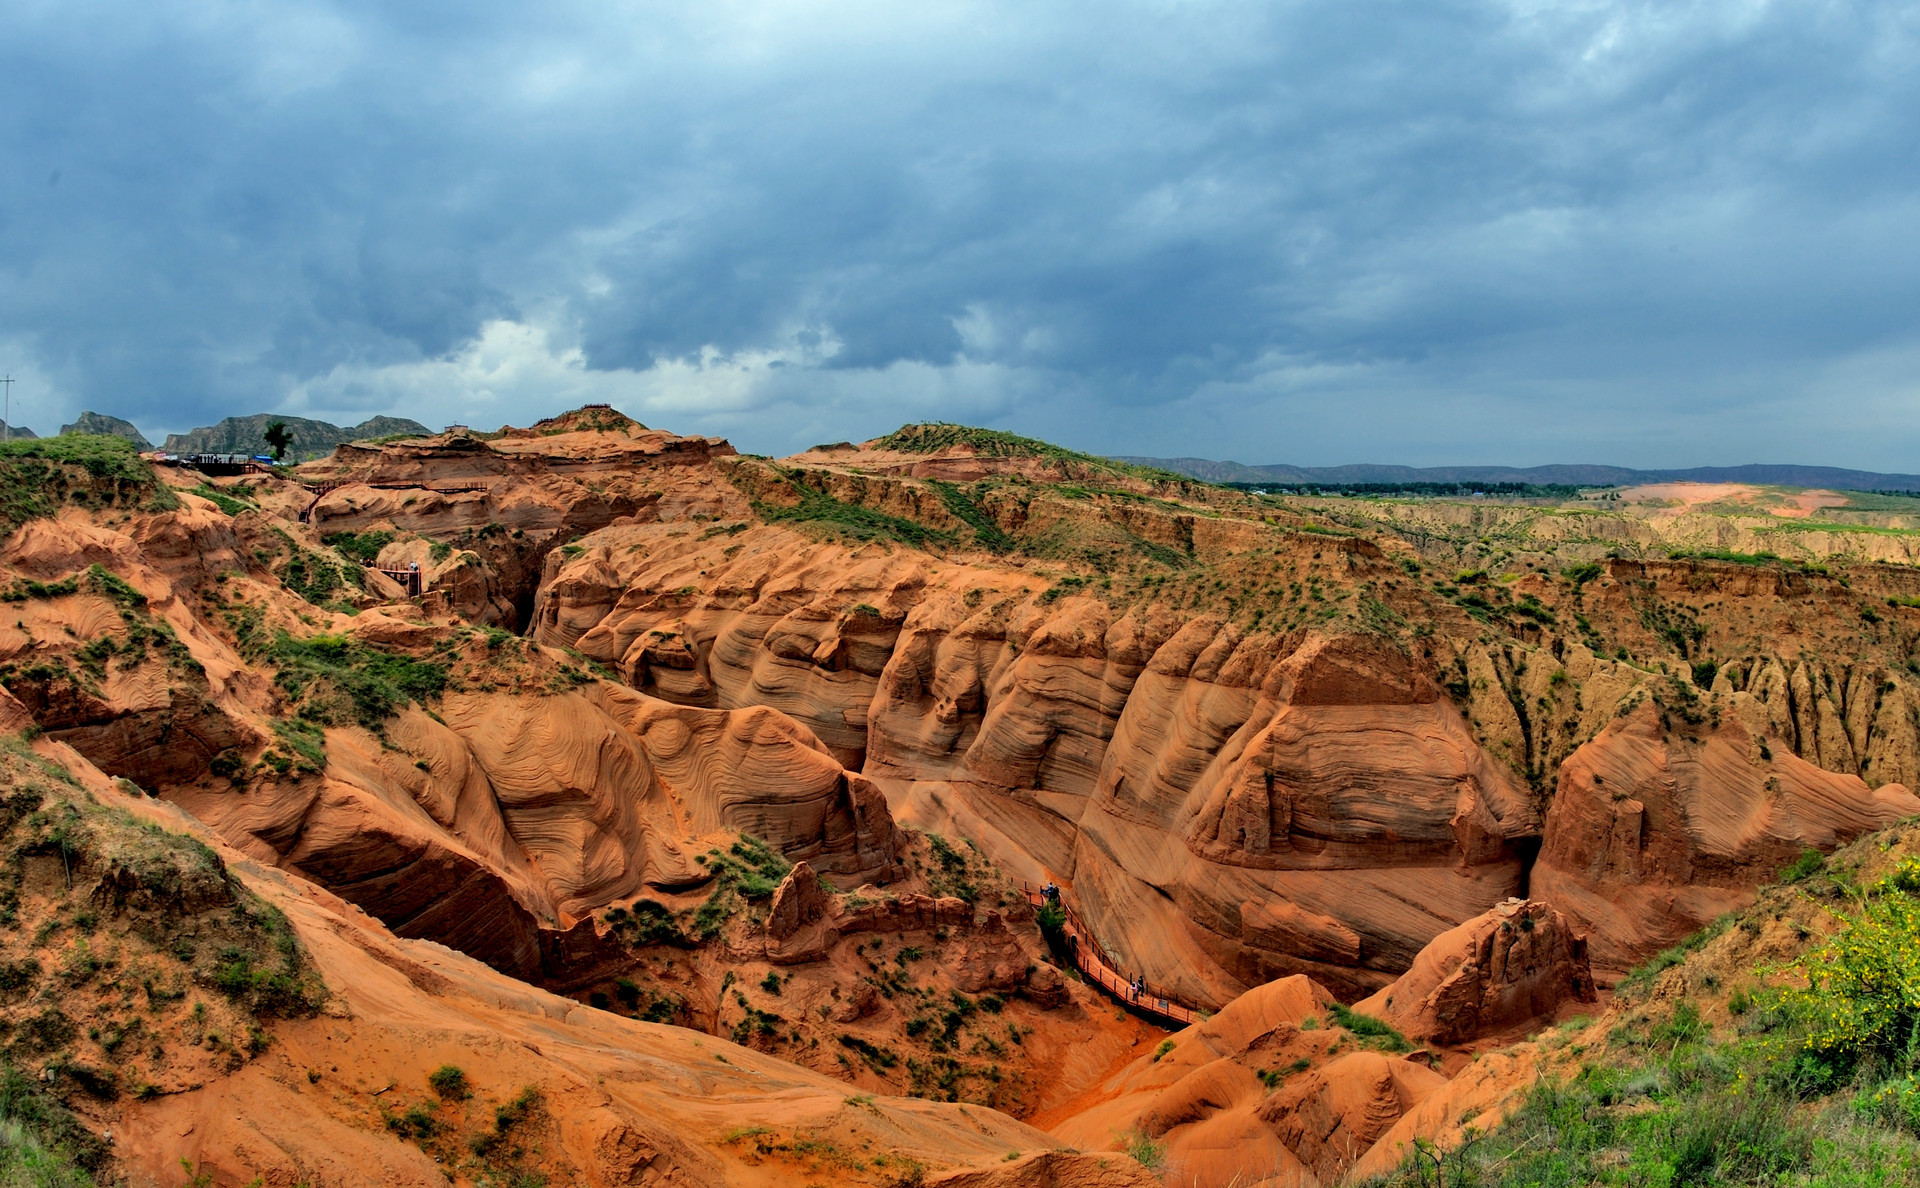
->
left=0, top=375, right=11, bottom=442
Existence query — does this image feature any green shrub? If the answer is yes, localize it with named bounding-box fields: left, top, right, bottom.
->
left=205, top=936, right=325, bottom=1019
left=605, top=899, right=690, bottom=949
left=428, top=1065, right=470, bottom=1100
left=690, top=835, right=791, bottom=939
left=265, top=632, right=447, bottom=731
left=927, top=480, right=1015, bottom=552
left=0, top=434, right=177, bottom=529
left=1791, top=862, right=1920, bottom=1071
left=322, top=530, right=396, bottom=564
left=1327, top=1002, right=1411, bottom=1052
left=1781, top=848, right=1829, bottom=884
left=191, top=484, right=255, bottom=516
left=1119, top=1129, right=1165, bottom=1172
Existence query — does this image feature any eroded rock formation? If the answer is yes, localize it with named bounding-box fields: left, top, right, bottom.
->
left=1354, top=898, right=1596, bottom=1046
left=1532, top=704, right=1920, bottom=975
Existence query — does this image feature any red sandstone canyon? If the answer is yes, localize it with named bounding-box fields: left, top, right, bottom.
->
left=4, top=411, right=1920, bottom=1186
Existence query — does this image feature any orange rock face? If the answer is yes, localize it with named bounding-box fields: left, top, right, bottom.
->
left=1048, top=974, right=1473, bottom=1187
left=1354, top=898, right=1596, bottom=1045
left=1532, top=704, right=1920, bottom=976
left=536, top=511, right=1542, bottom=1003
left=172, top=685, right=905, bottom=982
left=926, top=1151, right=1160, bottom=1188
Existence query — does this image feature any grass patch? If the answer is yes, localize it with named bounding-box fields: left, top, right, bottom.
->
left=1665, top=547, right=1803, bottom=568
left=190, top=484, right=256, bottom=516
left=1379, top=857, right=1920, bottom=1186
left=0, top=1060, right=108, bottom=1182
left=690, top=835, right=791, bottom=939
left=264, top=632, right=448, bottom=734
left=928, top=480, right=1015, bottom=552
left=322, top=530, right=396, bottom=564
left=1326, top=1002, right=1411, bottom=1052
left=873, top=423, right=1188, bottom=484
left=754, top=475, right=953, bottom=550
left=0, top=434, right=178, bottom=530
left=1617, top=915, right=1736, bottom=996
left=1780, top=848, right=1828, bottom=884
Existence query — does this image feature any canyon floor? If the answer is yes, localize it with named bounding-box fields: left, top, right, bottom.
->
left=3, top=413, right=1920, bottom=1186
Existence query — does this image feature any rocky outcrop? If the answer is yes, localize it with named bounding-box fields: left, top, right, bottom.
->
left=766, top=861, right=835, bottom=963
left=553, top=527, right=957, bottom=767
left=61, top=411, right=154, bottom=449
left=927, top=1151, right=1159, bottom=1188
left=1532, top=704, right=1920, bottom=976
left=768, top=860, right=832, bottom=937
left=1051, top=974, right=1461, bottom=1188
left=175, top=682, right=906, bottom=982
left=1256, top=1051, right=1450, bottom=1184
left=1354, top=898, right=1596, bottom=1046
left=1067, top=630, right=1538, bottom=1003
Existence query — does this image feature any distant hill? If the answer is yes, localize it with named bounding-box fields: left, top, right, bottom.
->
left=1113, top=457, right=1920, bottom=493
left=162, top=414, right=431, bottom=462
left=0, top=423, right=38, bottom=441
left=60, top=411, right=152, bottom=450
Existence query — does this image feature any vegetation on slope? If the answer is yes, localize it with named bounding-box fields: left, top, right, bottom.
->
left=0, top=737, right=326, bottom=1185
left=267, top=632, right=448, bottom=730
left=0, top=436, right=178, bottom=530
left=1370, top=833, right=1920, bottom=1187
left=752, top=471, right=958, bottom=550
left=690, top=835, right=792, bottom=939
left=873, top=422, right=1191, bottom=484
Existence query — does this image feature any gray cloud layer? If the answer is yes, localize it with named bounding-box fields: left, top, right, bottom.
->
left=2, top=1, right=1917, bottom=466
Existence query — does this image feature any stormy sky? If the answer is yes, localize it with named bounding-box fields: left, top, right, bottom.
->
left=2, top=1, right=1917, bottom=467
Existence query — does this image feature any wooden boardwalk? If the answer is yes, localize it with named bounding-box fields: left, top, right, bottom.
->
left=1022, top=884, right=1205, bottom=1029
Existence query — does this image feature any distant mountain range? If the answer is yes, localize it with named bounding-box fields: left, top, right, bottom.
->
left=161, top=414, right=430, bottom=462
left=1114, top=457, right=1920, bottom=493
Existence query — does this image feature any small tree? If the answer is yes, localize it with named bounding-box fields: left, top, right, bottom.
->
left=263, top=420, right=292, bottom=462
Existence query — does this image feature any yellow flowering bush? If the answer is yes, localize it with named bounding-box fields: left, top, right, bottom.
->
left=1792, top=858, right=1920, bottom=1066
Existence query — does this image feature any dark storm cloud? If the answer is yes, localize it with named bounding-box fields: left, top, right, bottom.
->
left=1, top=1, right=1917, bottom=464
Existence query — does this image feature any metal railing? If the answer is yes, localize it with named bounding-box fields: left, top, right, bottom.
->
left=1022, top=883, right=1205, bottom=1028
left=372, top=567, right=424, bottom=597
